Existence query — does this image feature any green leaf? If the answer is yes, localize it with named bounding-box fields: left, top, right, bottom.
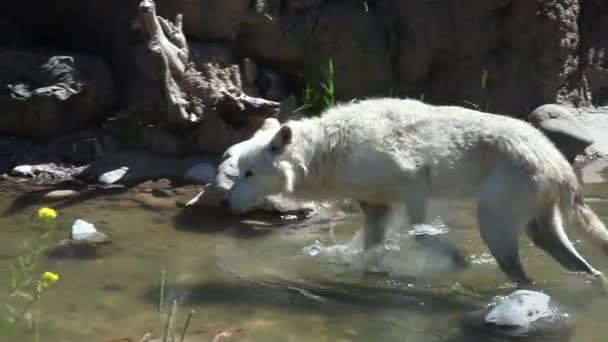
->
left=0, top=316, right=5, bottom=336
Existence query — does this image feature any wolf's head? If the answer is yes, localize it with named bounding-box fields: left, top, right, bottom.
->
left=223, top=118, right=296, bottom=213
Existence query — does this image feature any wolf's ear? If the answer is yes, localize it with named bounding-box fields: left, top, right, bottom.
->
left=270, top=125, right=292, bottom=154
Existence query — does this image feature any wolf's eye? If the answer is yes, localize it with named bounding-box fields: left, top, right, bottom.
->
left=244, top=170, right=254, bottom=178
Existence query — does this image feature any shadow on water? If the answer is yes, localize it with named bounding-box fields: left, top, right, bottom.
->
left=141, top=268, right=487, bottom=317
left=172, top=209, right=278, bottom=239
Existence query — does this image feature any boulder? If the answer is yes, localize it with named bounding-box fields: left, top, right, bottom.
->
left=529, top=104, right=594, bottom=162
left=0, top=48, right=116, bottom=140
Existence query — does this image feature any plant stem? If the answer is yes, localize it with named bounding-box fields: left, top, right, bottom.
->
left=161, top=300, right=177, bottom=342
left=159, top=270, right=166, bottom=314
left=179, top=310, right=195, bottom=342
left=12, top=293, right=39, bottom=327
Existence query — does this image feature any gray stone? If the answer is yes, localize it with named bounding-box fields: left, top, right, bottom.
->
left=530, top=104, right=594, bottom=162
left=0, top=49, right=116, bottom=140
left=183, top=162, right=216, bottom=184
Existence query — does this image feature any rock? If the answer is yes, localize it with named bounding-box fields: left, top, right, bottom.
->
left=43, top=189, right=80, bottom=200
left=459, top=290, right=575, bottom=341
left=103, top=118, right=181, bottom=156
left=81, top=150, right=219, bottom=186
left=279, top=95, right=301, bottom=122
left=98, top=166, right=130, bottom=185
left=53, top=130, right=119, bottom=164
left=241, top=57, right=258, bottom=85
left=0, top=48, right=116, bottom=140
left=485, top=290, right=551, bottom=326
left=11, top=163, right=87, bottom=181
left=0, top=136, right=33, bottom=174
left=130, top=192, right=178, bottom=211
left=529, top=104, right=594, bottom=162
left=3, top=0, right=608, bottom=115
left=84, top=150, right=178, bottom=185
left=70, top=219, right=111, bottom=244
left=577, top=106, right=608, bottom=158
left=260, top=69, right=288, bottom=102
left=152, top=187, right=175, bottom=198
left=11, top=165, right=34, bottom=177
left=49, top=219, right=112, bottom=259
left=183, top=162, right=217, bottom=184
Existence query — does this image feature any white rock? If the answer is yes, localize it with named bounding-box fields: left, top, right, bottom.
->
left=11, top=164, right=34, bottom=176
left=184, top=162, right=216, bottom=184
left=485, top=290, right=552, bottom=326
left=98, top=166, right=129, bottom=184
left=71, top=219, right=97, bottom=239
left=70, top=219, right=110, bottom=244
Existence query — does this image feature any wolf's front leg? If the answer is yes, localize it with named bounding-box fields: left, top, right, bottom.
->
left=358, top=201, right=392, bottom=250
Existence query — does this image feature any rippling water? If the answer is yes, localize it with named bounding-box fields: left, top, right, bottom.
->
left=0, top=161, right=607, bottom=341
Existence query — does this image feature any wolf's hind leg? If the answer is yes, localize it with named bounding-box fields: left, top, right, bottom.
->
left=526, top=206, right=602, bottom=277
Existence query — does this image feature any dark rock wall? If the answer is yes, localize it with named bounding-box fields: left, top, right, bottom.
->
left=1, top=0, right=607, bottom=118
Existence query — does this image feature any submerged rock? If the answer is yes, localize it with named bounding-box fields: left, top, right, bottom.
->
left=459, top=290, right=575, bottom=341
left=484, top=290, right=551, bottom=326
left=70, top=219, right=111, bottom=244
left=49, top=219, right=112, bottom=259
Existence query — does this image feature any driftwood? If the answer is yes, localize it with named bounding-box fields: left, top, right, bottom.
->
left=136, top=0, right=279, bottom=128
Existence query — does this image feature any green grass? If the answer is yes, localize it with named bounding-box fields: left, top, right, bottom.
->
left=301, top=58, right=337, bottom=117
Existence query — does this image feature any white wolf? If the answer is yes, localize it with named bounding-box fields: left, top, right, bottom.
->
left=224, top=98, right=608, bottom=286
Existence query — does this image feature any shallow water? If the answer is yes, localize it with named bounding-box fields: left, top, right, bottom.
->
left=0, top=163, right=607, bottom=342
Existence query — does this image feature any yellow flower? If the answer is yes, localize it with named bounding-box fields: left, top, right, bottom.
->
left=37, top=207, right=57, bottom=220
left=41, top=271, right=59, bottom=288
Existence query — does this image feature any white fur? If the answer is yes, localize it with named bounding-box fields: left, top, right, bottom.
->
left=225, top=98, right=608, bottom=285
